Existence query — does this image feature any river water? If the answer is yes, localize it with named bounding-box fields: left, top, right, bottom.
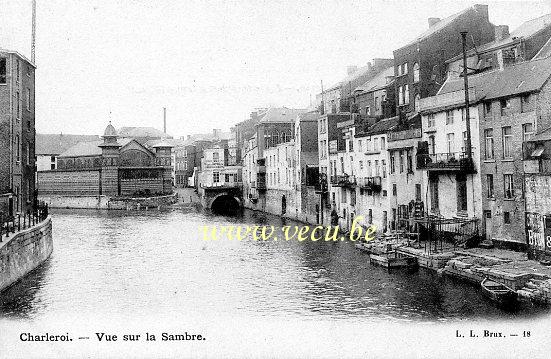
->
left=0, top=208, right=548, bottom=322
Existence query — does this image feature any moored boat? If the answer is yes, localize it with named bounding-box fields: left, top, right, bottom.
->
left=481, top=277, right=518, bottom=307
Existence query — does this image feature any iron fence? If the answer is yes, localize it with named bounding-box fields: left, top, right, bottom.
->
left=0, top=202, right=49, bottom=242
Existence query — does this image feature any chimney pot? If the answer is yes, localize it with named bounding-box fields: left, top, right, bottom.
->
left=347, top=65, right=358, bottom=76
left=428, top=17, right=441, bottom=27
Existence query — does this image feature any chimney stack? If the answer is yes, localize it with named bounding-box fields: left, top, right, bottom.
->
left=428, top=18, right=441, bottom=27
left=163, top=107, right=166, bottom=133
left=495, top=25, right=510, bottom=41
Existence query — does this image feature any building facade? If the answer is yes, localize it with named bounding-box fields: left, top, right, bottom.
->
left=0, top=50, right=36, bottom=215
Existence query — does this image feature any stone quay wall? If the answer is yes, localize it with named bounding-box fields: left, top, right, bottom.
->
left=0, top=217, right=53, bottom=293
left=39, top=194, right=177, bottom=210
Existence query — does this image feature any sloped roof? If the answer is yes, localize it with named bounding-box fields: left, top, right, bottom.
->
left=118, top=126, right=172, bottom=139
left=364, top=116, right=400, bottom=135
left=437, top=56, right=551, bottom=100
left=297, top=110, right=320, bottom=122
left=399, top=5, right=478, bottom=50
left=447, top=14, right=551, bottom=63
left=59, top=138, right=131, bottom=157
left=36, top=133, right=101, bottom=155
left=354, top=66, right=395, bottom=93
left=259, top=107, right=307, bottom=124
left=534, top=37, right=551, bottom=60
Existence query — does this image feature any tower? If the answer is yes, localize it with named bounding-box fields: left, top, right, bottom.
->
left=99, top=122, right=121, bottom=196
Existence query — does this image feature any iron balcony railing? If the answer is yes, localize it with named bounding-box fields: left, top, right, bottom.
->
left=357, top=176, right=382, bottom=192
left=0, top=202, right=49, bottom=242
left=416, top=152, right=475, bottom=173
left=200, top=181, right=243, bottom=189
left=330, top=174, right=356, bottom=187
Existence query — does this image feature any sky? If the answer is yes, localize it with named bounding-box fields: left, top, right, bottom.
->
left=1, top=0, right=550, bottom=138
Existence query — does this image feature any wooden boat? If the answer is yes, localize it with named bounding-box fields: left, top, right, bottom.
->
left=481, top=277, right=517, bottom=307
left=369, top=251, right=417, bottom=269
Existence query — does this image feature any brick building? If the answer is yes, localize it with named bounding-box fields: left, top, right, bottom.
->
left=393, top=4, right=494, bottom=115
left=446, top=14, right=551, bottom=78
left=435, top=56, right=551, bottom=248
left=0, top=50, right=36, bottom=216
left=38, top=122, right=173, bottom=197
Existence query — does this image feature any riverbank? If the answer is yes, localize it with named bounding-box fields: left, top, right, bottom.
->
left=38, top=193, right=177, bottom=210
left=0, top=216, right=53, bottom=293
left=356, top=237, right=551, bottom=306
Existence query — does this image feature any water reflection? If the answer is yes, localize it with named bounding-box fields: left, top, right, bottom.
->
left=0, top=208, right=549, bottom=322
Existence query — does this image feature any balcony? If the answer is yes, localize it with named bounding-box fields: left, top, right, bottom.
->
left=357, top=176, right=382, bottom=192
left=257, top=175, right=267, bottom=190
left=330, top=174, right=356, bottom=187
left=417, top=152, right=475, bottom=173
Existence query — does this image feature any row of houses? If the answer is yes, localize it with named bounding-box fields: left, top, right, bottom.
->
left=196, top=5, right=551, bottom=260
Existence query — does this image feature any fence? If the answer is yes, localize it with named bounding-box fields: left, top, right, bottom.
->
left=413, top=214, right=480, bottom=254
left=0, top=202, right=49, bottom=242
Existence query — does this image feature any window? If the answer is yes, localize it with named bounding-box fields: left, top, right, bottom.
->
left=504, top=174, right=514, bottom=199
left=398, top=86, right=404, bottom=105
left=392, top=183, right=397, bottom=196
left=348, top=139, right=353, bottom=152
left=484, top=129, right=494, bottom=159
left=414, top=94, right=420, bottom=111
left=26, top=141, right=31, bottom=165
left=502, top=126, right=512, bottom=159
left=375, top=97, right=380, bottom=111
left=406, top=150, right=413, bottom=173
left=213, top=152, right=220, bottom=162
left=461, top=108, right=466, bottom=121
left=428, top=135, right=435, bottom=155
left=413, top=63, right=420, bottom=82
left=462, top=131, right=468, bottom=152
left=26, top=88, right=31, bottom=110
left=365, top=106, right=370, bottom=115
left=399, top=151, right=404, bottom=173
left=16, top=60, right=20, bottom=83
left=486, top=174, right=494, bottom=198
left=366, top=139, right=371, bottom=152
left=358, top=140, right=362, bottom=152
left=500, top=99, right=511, bottom=115
left=340, top=157, right=344, bottom=173
left=15, top=135, right=20, bottom=162
left=402, top=63, right=408, bottom=75
left=403, top=85, right=410, bottom=104
left=427, top=113, right=435, bottom=128
left=522, top=123, right=534, bottom=141
left=521, top=94, right=533, bottom=113
left=16, top=91, right=20, bottom=119
left=0, top=58, right=6, bottom=84
left=446, top=133, right=455, bottom=155
left=446, top=110, right=454, bottom=125
left=367, top=160, right=372, bottom=176
left=382, top=159, right=387, bottom=178
left=373, top=138, right=379, bottom=151
left=359, top=160, right=364, bottom=171
left=390, top=153, right=396, bottom=174
left=504, top=211, right=511, bottom=224
left=430, top=178, right=439, bottom=212
left=213, top=172, right=220, bottom=183
left=380, top=137, right=386, bottom=150
left=375, top=160, right=380, bottom=176
left=225, top=173, right=230, bottom=183
left=397, top=65, right=402, bottom=76
left=415, top=184, right=422, bottom=201
left=484, top=101, right=492, bottom=118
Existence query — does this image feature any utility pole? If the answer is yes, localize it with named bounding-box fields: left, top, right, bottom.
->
left=163, top=107, right=167, bottom=134
left=461, top=32, right=472, bottom=159
left=31, top=0, right=36, bottom=63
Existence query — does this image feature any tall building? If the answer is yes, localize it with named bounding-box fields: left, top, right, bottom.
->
left=0, top=50, right=36, bottom=215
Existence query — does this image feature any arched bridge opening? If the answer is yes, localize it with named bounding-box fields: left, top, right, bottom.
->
left=210, top=194, right=242, bottom=215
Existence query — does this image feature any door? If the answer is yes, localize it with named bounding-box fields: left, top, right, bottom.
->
left=484, top=210, right=492, bottom=240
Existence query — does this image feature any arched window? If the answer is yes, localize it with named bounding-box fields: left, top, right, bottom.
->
left=414, top=93, right=421, bottom=111
left=413, top=63, right=420, bottom=83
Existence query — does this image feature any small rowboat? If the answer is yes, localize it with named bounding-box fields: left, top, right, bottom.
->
left=481, top=277, right=517, bottom=307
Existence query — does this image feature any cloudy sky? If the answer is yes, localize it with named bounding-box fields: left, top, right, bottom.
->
left=1, top=0, right=550, bottom=138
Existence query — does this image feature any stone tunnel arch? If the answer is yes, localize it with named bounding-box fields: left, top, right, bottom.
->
left=209, top=192, right=242, bottom=215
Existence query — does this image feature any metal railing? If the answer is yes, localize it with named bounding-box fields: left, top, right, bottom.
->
left=357, top=176, right=382, bottom=191
left=417, top=152, right=475, bottom=172
left=330, top=174, right=356, bottom=187
left=0, top=202, right=49, bottom=242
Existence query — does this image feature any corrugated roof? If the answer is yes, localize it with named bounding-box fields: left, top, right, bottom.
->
left=354, top=66, right=395, bottom=93
left=118, top=126, right=172, bottom=139
left=259, top=107, right=307, bottom=124
left=36, top=134, right=100, bottom=155
left=59, top=138, right=131, bottom=157
left=437, top=56, right=551, bottom=100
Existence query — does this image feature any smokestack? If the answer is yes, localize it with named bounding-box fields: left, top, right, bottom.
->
left=31, top=0, right=36, bottom=63
left=163, top=107, right=166, bottom=134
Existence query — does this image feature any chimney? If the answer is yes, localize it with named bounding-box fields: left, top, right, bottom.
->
left=213, top=129, right=221, bottom=139
left=347, top=65, right=358, bottom=76
left=367, top=62, right=373, bottom=72
left=428, top=18, right=441, bottom=27
left=163, top=107, right=167, bottom=133
left=495, top=25, right=510, bottom=41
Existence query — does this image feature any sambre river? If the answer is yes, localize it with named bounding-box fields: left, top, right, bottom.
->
left=0, top=208, right=547, bottom=322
